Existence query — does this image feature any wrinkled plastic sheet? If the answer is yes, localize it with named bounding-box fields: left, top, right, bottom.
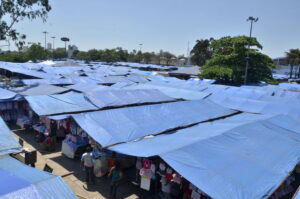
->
left=72, top=100, right=236, bottom=147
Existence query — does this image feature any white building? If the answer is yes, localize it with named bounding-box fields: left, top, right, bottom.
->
left=47, top=43, right=52, bottom=50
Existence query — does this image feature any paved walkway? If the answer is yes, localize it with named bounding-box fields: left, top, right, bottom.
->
left=12, top=128, right=156, bottom=199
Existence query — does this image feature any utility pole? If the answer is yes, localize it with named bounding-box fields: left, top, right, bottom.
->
left=244, top=16, right=258, bottom=85
left=42, top=31, right=48, bottom=50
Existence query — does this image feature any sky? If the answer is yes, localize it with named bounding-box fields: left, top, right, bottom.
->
left=7, top=0, right=300, bottom=58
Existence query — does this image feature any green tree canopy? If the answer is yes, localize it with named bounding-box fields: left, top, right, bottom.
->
left=53, top=48, right=67, bottom=59
left=0, top=0, right=51, bottom=48
left=26, top=43, right=49, bottom=62
left=286, top=48, right=300, bottom=78
left=201, top=36, right=274, bottom=85
left=191, top=38, right=213, bottom=66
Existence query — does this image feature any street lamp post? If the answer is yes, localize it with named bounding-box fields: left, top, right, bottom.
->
left=244, top=16, right=258, bottom=85
left=139, top=44, right=143, bottom=63
left=42, top=31, right=48, bottom=50
left=51, top=36, right=56, bottom=59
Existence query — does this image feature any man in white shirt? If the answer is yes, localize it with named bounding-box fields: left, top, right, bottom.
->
left=81, top=147, right=96, bottom=185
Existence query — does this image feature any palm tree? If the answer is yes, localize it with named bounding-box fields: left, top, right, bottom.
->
left=286, top=49, right=300, bottom=78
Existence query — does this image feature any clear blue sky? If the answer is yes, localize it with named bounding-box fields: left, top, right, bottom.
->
left=12, top=0, right=300, bottom=58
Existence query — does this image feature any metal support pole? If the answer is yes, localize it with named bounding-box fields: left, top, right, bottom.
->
left=244, top=17, right=258, bottom=85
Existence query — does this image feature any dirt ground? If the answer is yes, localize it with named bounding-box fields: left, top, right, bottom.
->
left=12, top=127, right=158, bottom=199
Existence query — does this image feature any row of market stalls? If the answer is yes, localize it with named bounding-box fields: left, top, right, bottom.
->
left=0, top=115, right=77, bottom=199
left=0, top=60, right=300, bottom=198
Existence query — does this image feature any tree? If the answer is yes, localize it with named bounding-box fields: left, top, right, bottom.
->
left=159, top=51, right=175, bottom=65
left=286, top=48, right=300, bottom=78
left=26, top=43, right=49, bottom=62
left=191, top=38, right=213, bottom=66
left=87, top=49, right=100, bottom=61
left=141, top=52, right=152, bottom=64
left=0, top=0, right=51, bottom=48
left=0, top=51, right=27, bottom=62
left=201, top=36, right=275, bottom=85
left=76, top=51, right=90, bottom=62
left=53, top=48, right=67, bottom=59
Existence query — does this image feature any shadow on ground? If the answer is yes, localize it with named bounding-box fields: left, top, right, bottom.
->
left=13, top=126, right=158, bottom=199
left=50, top=155, right=158, bottom=199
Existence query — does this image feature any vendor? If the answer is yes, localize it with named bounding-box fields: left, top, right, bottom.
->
left=50, top=120, right=57, bottom=146
left=43, top=135, right=53, bottom=151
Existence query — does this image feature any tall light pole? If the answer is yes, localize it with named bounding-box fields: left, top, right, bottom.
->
left=42, top=31, right=48, bottom=50
left=244, top=16, right=258, bottom=85
left=51, top=36, right=56, bottom=51
left=139, top=43, right=143, bottom=52
left=139, top=44, right=143, bottom=63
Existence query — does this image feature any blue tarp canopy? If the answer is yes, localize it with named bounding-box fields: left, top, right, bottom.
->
left=0, top=155, right=77, bottom=199
left=207, top=94, right=300, bottom=120
left=21, top=79, right=75, bottom=85
left=0, top=88, right=22, bottom=101
left=85, top=89, right=175, bottom=108
left=123, top=83, right=210, bottom=100
left=65, top=83, right=108, bottom=93
left=0, top=117, right=22, bottom=155
left=72, top=100, right=236, bottom=147
left=25, top=92, right=98, bottom=116
left=16, top=84, right=70, bottom=96
left=110, top=114, right=300, bottom=199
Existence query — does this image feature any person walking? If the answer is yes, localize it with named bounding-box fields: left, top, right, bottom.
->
left=108, top=161, right=123, bottom=199
left=81, top=147, right=96, bottom=185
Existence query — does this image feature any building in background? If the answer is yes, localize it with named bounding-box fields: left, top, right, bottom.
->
left=68, top=45, right=78, bottom=58
left=47, top=43, right=52, bottom=51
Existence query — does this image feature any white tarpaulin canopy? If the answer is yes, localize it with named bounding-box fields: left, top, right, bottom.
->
left=72, top=100, right=236, bottom=147
left=25, top=92, right=98, bottom=116
left=110, top=115, right=300, bottom=199
left=0, top=155, right=77, bottom=199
